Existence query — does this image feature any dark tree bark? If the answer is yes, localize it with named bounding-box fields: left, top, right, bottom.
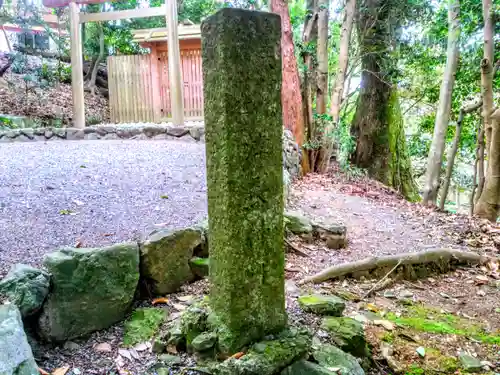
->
left=350, top=0, right=418, bottom=200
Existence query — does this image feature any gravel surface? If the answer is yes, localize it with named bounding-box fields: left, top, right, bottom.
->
left=0, top=139, right=207, bottom=277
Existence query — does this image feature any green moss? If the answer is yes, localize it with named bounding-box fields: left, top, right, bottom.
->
left=439, top=356, right=459, bottom=372
left=123, top=308, right=167, bottom=347
left=405, top=365, right=425, bottom=375
left=385, top=303, right=500, bottom=345
left=386, top=91, right=419, bottom=201
left=191, top=257, right=209, bottom=266
left=202, top=8, right=286, bottom=354
left=381, top=332, right=394, bottom=343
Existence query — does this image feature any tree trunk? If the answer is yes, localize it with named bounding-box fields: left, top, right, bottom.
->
left=301, top=0, right=318, bottom=173
left=88, top=23, right=105, bottom=95
left=315, top=0, right=329, bottom=115
left=0, top=25, right=11, bottom=52
left=350, top=0, right=418, bottom=200
left=270, top=0, right=306, bottom=165
left=481, top=0, right=494, bottom=156
left=319, top=0, right=356, bottom=173
left=439, top=100, right=482, bottom=210
left=475, top=109, right=500, bottom=221
left=422, top=0, right=460, bottom=205
left=470, top=123, right=480, bottom=216
left=477, top=122, right=486, bottom=201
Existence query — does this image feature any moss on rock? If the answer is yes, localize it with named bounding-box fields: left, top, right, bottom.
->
left=313, top=344, right=365, bottom=375
left=320, top=317, right=369, bottom=358
left=140, top=228, right=202, bottom=295
left=38, top=243, right=140, bottom=342
left=190, top=257, right=210, bottom=278
left=202, top=8, right=286, bottom=353
left=298, top=294, right=346, bottom=316
left=212, top=328, right=311, bottom=375
left=123, top=308, right=167, bottom=347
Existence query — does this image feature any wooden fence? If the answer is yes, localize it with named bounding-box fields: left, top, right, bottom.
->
left=108, top=50, right=203, bottom=123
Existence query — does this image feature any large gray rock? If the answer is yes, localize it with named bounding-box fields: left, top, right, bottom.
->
left=0, top=304, right=39, bottom=375
left=140, top=228, right=202, bottom=294
left=313, top=344, right=365, bottom=375
left=38, top=243, right=140, bottom=342
left=0, top=264, right=50, bottom=318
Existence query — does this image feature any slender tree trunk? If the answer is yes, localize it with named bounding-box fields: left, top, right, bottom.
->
left=481, top=0, right=494, bottom=156
left=439, top=110, right=463, bottom=210
left=302, top=0, right=318, bottom=173
left=319, top=0, right=356, bottom=173
left=477, top=123, right=486, bottom=201
left=350, top=0, right=417, bottom=200
left=470, top=119, right=482, bottom=215
left=475, top=109, right=500, bottom=221
left=315, top=0, right=329, bottom=115
left=89, top=23, right=105, bottom=95
left=440, top=100, right=483, bottom=210
left=330, top=0, right=356, bottom=123
left=270, top=0, right=306, bottom=170
left=422, top=0, right=460, bottom=205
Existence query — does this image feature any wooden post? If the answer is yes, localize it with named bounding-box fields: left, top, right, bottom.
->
left=165, top=0, right=184, bottom=125
left=150, top=45, right=162, bottom=122
left=69, top=1, right=85, bottom=129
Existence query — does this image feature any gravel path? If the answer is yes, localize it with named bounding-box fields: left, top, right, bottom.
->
left=0, top=140, right=207, bottom=276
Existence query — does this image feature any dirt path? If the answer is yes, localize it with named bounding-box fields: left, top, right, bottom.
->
left=286, top=173, right=473, bottom=278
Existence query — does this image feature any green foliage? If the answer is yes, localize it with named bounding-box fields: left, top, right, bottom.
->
left=123, top=308, right=167, bottom=347
left=86, top=115, right=102, bottom=125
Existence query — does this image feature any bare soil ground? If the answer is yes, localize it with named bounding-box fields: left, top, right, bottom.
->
left=34, top=169, right=500, bottom=375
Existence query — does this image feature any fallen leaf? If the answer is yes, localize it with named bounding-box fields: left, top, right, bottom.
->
left=373, top=320, right=394, bottom=331
left=160, top=195, right=169, bottom=199
left=439, top=292, right=451, bottom=299
left=75, top=240, right=83, bottom=248
left=73, top=369, right=81, bottom=375
left=59, top=209, right=76, bottom=215
left=114, top=355, right=125, bottom=368
left=73, top=199, right=85, bottom=206
left=95, top=343, right=112, bottom=353
left=231, top=352, right=245, bottom=359
left=103, top=233, right=114, bottom=237
left=118, top=349, right=132, bottom=361
left=52, top=366, right=70, bottom=375
left=477, top=289, right=486, bottom=296
left=152, top=297, right=169, bottom=305
left=366, top=303, right=379, bottom=312
left=39, top=368, right=50, bottom=375
left=476, top=275, right=489, bottom=282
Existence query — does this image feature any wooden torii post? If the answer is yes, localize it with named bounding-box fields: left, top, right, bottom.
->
left=44, top=0, right=184, bottom=128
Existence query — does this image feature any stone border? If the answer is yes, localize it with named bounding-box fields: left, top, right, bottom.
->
left=0, top=123, right=206, bottom=143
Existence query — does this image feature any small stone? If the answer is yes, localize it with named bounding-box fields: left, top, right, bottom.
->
left=284, top=211, right=313, bottom=235
left=399, top=290, right=414, bottom=298
left=298, top=294, right=346, bottom=316
left=313, top=222, right=347, bottom=249
left=285, top=280, right=300, bottom=297
left=416, top=346, right=425, bottom=357
left=191, top=332, right=217, bottom=352
left=95, top=342, right=112, bottom=353
left=383, top=290, right=397, bottom=299
left=167, top=126, right=189, bottom=137
left=158, top=354, right=182, bottom=366
left=459, top=352, right=482, bottom=372
left=63, top=341, right=80, bottom=351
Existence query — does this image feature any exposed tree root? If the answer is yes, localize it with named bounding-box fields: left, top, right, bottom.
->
left=300, top=248, right=495, bottom=284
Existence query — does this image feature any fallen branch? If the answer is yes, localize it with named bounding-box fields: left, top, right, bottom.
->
left=284, top=238, right=309, bottom=257
left=361, top=260, right=402, bottom=299
left=300, top=249, right=494, bottom=284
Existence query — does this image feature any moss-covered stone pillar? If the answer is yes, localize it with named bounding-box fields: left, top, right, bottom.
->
left=201, top=8, right=286, bottom=353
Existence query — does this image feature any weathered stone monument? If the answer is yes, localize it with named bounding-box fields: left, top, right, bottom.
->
left=201, top=8, right=287, bottom=353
